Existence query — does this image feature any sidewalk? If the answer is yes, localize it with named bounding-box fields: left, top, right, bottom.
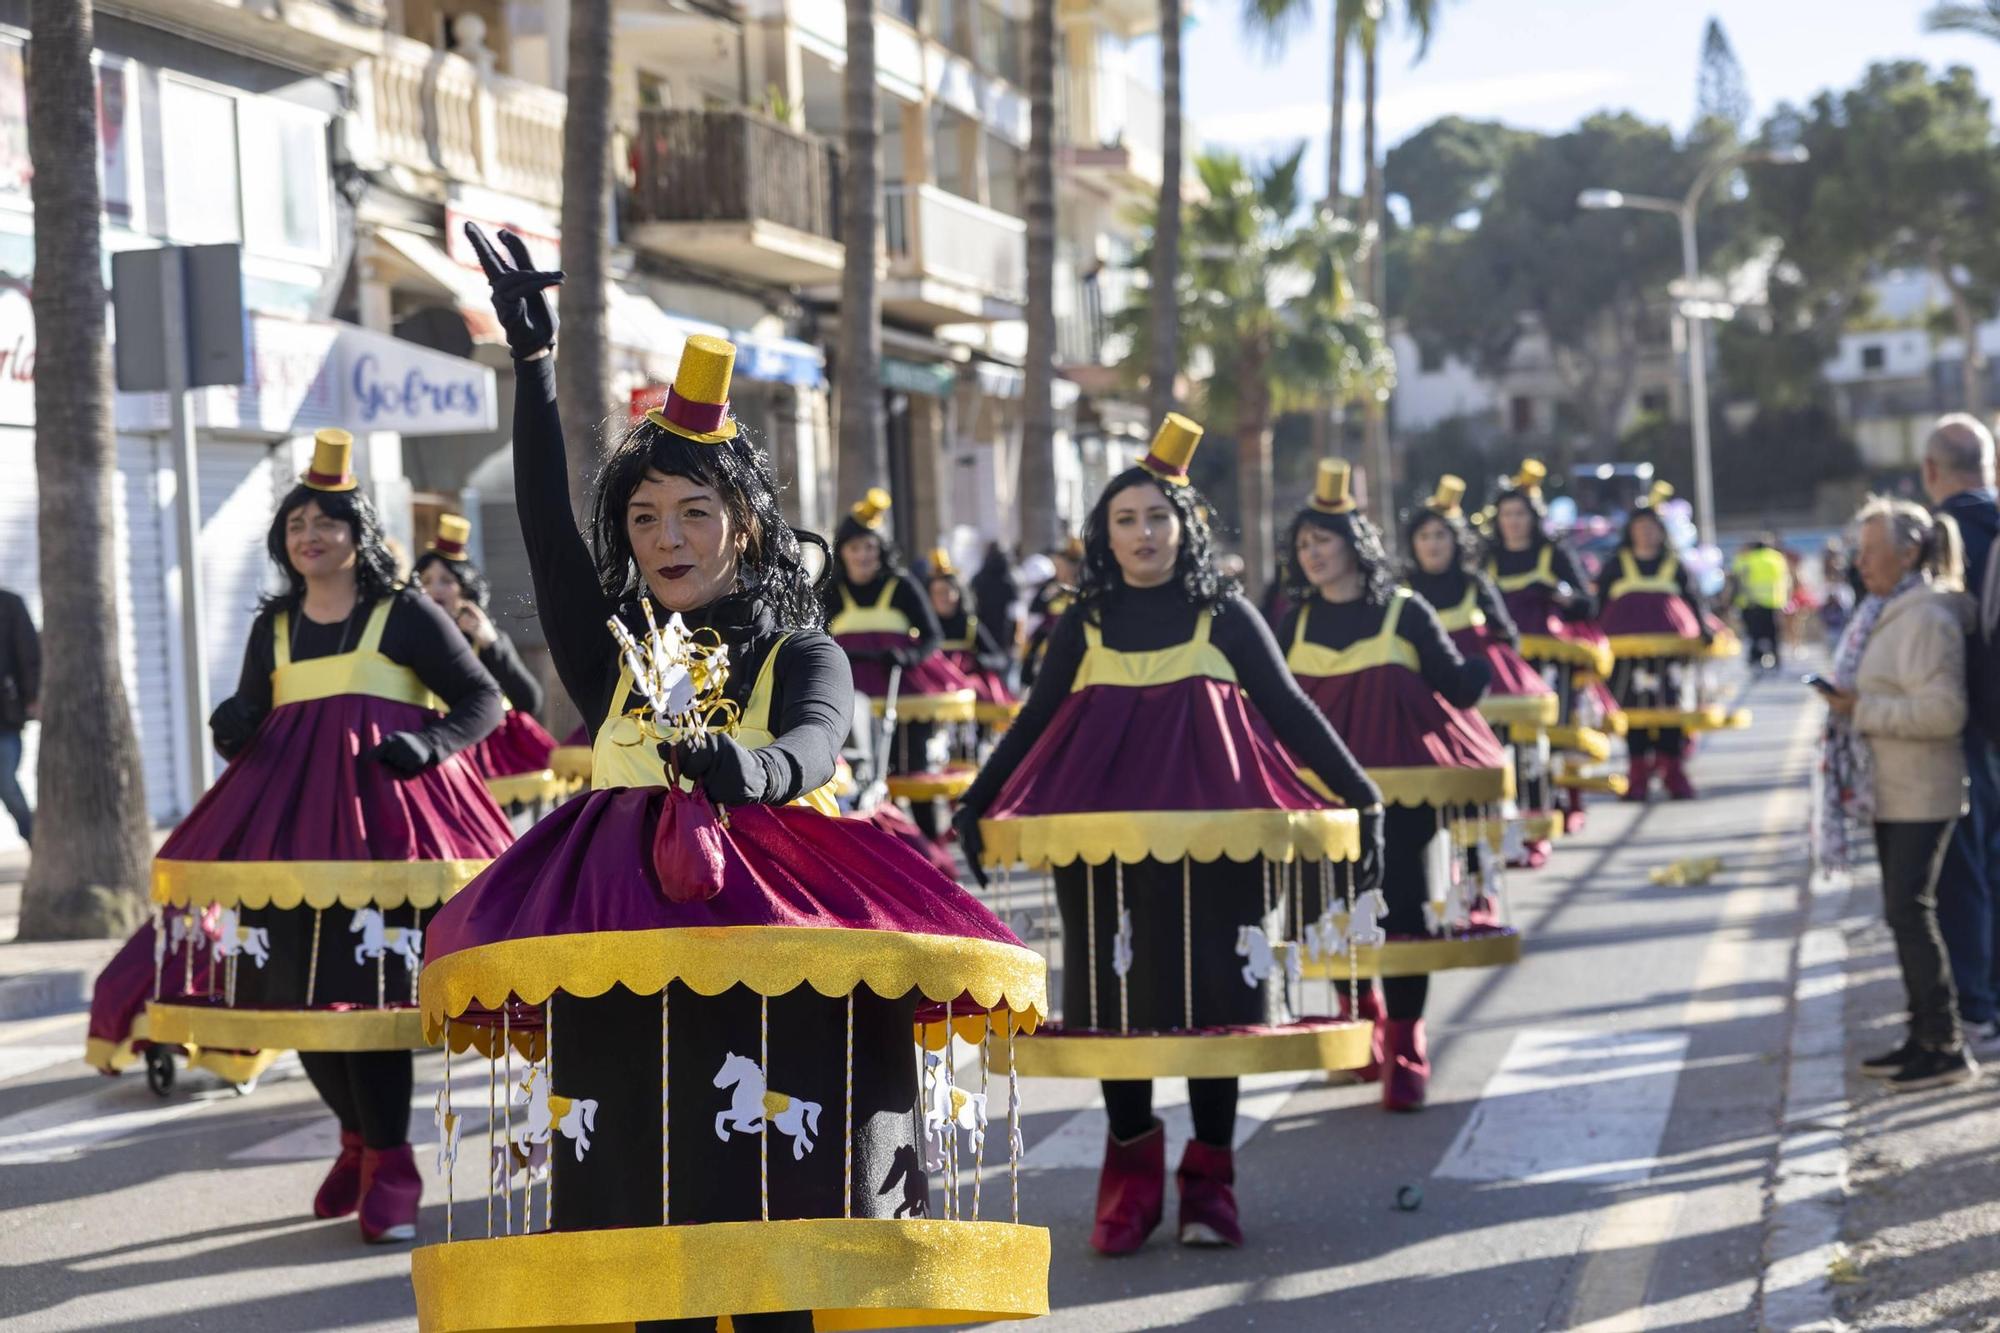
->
left=1826, top=871, right=2000, bottom=1331
left=0, top=850, right=125, bottom=1021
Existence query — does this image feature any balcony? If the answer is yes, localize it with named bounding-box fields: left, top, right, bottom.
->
left=626, top=109, right=846, bottom=287
left=1060, top=66, right=1170, bottom=194
left=883, top=184, right=1026, bottom=325
left=129, top=0, right=386, bottom=67
left=360, top=34, right=566, bottom=208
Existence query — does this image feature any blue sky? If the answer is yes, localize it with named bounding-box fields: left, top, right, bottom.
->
left=1170, top=0, right=2000, bottom=198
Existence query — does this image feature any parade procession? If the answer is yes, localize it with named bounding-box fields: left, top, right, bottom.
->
left=9, top=2, right=2000, bottom=1331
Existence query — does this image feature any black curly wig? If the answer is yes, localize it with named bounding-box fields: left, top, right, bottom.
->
left=261, top=484, right=402, bottom=612
left=1614, top=505, right=1676, bottom=558
left=1077, top=466, right=1236, bottom=619
left=412, top=550, right=492, bottom=609
left=588, top=416, right=826, bottom=631
left=1285, top=506, right=1399, bottom=606
left=1491, top=487, right=1549, bottom=552
left=1401, top=506, right=1482, bottom=578
left=832, top=517, right=902, bottom=584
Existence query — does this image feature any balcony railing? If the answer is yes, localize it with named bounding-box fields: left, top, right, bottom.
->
left=1060, top=66, right=1162, bottom=163
left=629, top=108, right=842, bottom=240
left=363, top=34, right=566, bottom=207
left=884, top=184, right=1027, bottom=307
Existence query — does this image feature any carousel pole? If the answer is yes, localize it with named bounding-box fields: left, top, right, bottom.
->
left=1182, top=858, right=1194, bottom=1029
left=974, top=1015, right=989, bottom=1221
left=759, top=995, right=770, bottom=1223
left=486, top=1049, right=496, bottom=1238
left=945, top=997, right=957, bottom=1221
left=1007, top=1020, right=1020, bottom=1225
left=502, top=1007, right=513, bottom=1236
left=443, top=1019, right=454, bottom=1243
left=306, top=910, right=322, bottom=1008
left=543, top=999, right=554, bottom=1230
left=844, top=994, right=854, bottom=1219
left=1086, top=863, right=1099, bottom=1030
left=1115, top=861, right=1129, bottom=1034
left=661, top=989, right=671, bottom=1224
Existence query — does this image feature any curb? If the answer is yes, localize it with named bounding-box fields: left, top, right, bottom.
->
left=0, top=964, right=91, bottom=1021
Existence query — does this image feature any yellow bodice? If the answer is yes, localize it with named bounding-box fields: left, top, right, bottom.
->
left=1284, top=590, right=1421, bottom=678
left=828, top=580, right=911, bottom=637
left=271, top=599, right=442, bottom=711
left=1433, top=583, right=1485, bottom=634
left=1069, top=607, right=1235, bottom=691
left=1489, top=545, right=1556, bottom=594
left=1605, top=550, right=1681, bottom=601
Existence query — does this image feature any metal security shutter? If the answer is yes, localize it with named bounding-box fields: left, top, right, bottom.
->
left=197, top=441, right=281, bottom=727
left=116, top=436, right=180, bottom=824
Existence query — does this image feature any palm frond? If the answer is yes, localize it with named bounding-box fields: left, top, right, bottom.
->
left=1240, top=0, right=1315, bottom=57
left=1924, top=0, right=2000, bottom=38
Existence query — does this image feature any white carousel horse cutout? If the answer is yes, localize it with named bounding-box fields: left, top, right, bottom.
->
left=152, top=909, right=168, bottom=975
left=1111, top=907, right=1134, bottom=979
left=713, top=1051, right=821, bottom=1161
left=1007, top=1078, right=1025, bottom=1158
left=1304, top=907, right=1349, bottom=961
left=1478, top=843, right=1505, bottom=898
left=433, top=1090, right=461, bottom=1176
left=167, top=910, right=204, bottom=954
left=1346, top=889, right=1390, bottom=950
left=920, top=1050, right=988, bottom=1161
left=350, top=908, right=424, bottom=969
left=1236, top=925, right=1276, bottom=988
left=510, top=1064, right=598, bottom=1161
left=212, top=908, right=270, bottom=969
left=491, top=1138, right=550, bottom=1190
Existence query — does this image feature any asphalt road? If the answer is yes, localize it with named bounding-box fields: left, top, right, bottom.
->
left=0, top=665, right=1820, bottom=1332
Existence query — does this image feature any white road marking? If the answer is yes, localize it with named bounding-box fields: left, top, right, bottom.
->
left=0, top=1084, right=234, bottom=1165
left=1435, top=1027, right=1690, bottom=1185
left=1023, top=1070, right=1316, bottom=1171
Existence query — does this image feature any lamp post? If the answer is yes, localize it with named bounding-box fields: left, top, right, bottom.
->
left=1578, top=145, right=1807, bottom=546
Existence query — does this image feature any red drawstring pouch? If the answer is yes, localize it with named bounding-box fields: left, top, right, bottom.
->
left=650, top=788, right=729, bottom=903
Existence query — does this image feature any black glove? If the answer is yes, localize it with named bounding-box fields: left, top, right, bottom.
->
left=464, top=223, right=563, bottom=360
left=208, top=696, right=265, bottom=759
left=952, top=807, right=989, bottom=889
left=671, top=731, right=766, bottom=805
left=1356, top=805, right=1386, bottom=897
left=370, top=731, right=436, bottom=777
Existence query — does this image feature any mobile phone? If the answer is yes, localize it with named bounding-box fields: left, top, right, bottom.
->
left=1803, top=673, right=1837, bottom=695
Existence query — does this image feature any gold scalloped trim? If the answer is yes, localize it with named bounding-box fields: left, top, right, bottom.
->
left=419, top=926, right=1047, bottom=1044
left=1607, top=630, right=1740, bottom=661
left=1517, top=633, right=1613, bottom=675
left=974, top=700, right=1023, bottom=727
left=411, top=1219, right=1049, bottom=1332
left=1477, top=693, right=1560, bottom=728
left=146, top=1002, right=431, bottom=1051
left=868, top=691, right=979, bottom=723
left=484, top=770, right=583, bottom=809
left=1300, top=930, right=1523, bottom=979
left=1545, top=725, right=1612, bottom=762
left=886, top=769, right=978, bottom=802
left=1621, top=706, right=1753, bottom=733
left=1004, top=1020, right=1374, bottom=1078
left=916, top=1011, right=1035, bottom=1051
left=151, top=858, right=490, bottom=911
left=1369, top=764, right=1513, bottom=808
left=1520, top=811, right=1565, bottom=841
left=548, top=745, right=593, bottom=783
left=978, top=808, right=1359, bottom=870
left=1555, top=770, right=1630, bottom=795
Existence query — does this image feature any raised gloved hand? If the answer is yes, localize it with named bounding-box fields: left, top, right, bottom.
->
left=671, top=731, right=767, bottom=806
left=370, top=731, right=436, bottom=777
left=464, top=222, right=562, bottom=360
left=1356, top=804, right=1386, bottom=897
left=208, top=695, right=266, bottom=759
left=951, top=807, right=990, bottom=889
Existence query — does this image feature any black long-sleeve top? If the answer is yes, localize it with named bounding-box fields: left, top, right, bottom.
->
left=0, top=589, right=38, bottom=725
left=512, top=355, right=848, bottom=804
left=1277, top=591, right=1491, bottom=709
left=1595, top=549, right=1709, bottom=634
left=961, top=583, right=1382, bottom=816
left=1405, top=567, right=1519, bottom=648
left=476, top=631, right=545, bottom=715
left=222, top=587, right=502, bottom=761
left=1491, top=541, right=1596, bottom=620
left=824, top=570, right=942, bottom=658
left=938, top=607, right=1011, bottom=673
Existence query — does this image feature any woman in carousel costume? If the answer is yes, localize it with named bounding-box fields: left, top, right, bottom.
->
left=825, top=491, right=977, bottom=833
left=1487, top=460, right=1617, bottom=844
left=1596, top=483, right=1741, bottom=801
left=928, top=545, right=1018, bottom=730
left=954, top=415, right=1384, bottom=1256
left=415, top=515, right=575, bottom=815
left=146, top=429, right=513, bottom=1242
left=1020, top=537, right=1083, bottom=689
left=1280, top=461, right=1517, bottom=1112
left=411, top=227, right=1049, bottom=1333
left=1405, top=477, right=1560, bottom=868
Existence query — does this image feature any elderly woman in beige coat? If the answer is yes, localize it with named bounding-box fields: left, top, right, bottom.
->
left=1818, top=497, right=1979, bottom=1091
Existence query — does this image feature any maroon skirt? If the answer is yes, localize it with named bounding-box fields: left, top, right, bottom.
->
left=836, top=632, right=980, bottom=699
left=1503, top=585, right=1613, bottom=660
left=946, top=649, right=1016, bottom=709
left=1451, top=625, right=1554, bottom=702
left=1294, top=663, right=1506, bottom=773
left=1601, top=590, right=1705, bottom=640
left=466, top=709, right=560, bottom=780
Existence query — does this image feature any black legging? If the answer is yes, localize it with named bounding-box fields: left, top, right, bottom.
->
left=299, top=1051, right=412, bottom=1148
left=1102, top=1077, right=1237, bottom=1147
left=1876, top=819, right=1962, bottom=1051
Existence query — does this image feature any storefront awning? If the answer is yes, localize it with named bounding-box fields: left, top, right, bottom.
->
left=883, top=357, right=958, bottom=398
left=733, top=331, right=826, bottom=388
left=370, top=227, right=503, bottom=343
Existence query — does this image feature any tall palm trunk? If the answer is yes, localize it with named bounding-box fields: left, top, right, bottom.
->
left=557, top=0, right=613, bottom=517
left=19, top=0, right=151, bottom=938
left=1147, top=0, right=1183, bottom=425
left=837, top=0, right=887, bottom=506
left=1361, top=26, right=1392, bottom=524
left=1017, top=0, right=1060, bottom=550
left=1237, top=345, right=1275, bottom=603
left=1327, top=7, right=1350, bottom=215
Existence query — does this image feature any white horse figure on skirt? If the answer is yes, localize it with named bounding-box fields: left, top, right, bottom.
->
left=1304, top=906, right=1348, bottom=962
left=166, top=911, right=205, bottom=955
left=1236, top=924, right=1276, bottom=988
left=1347, top=889, right=1390, bottom=950
left=920, top=1050, right=988, bottom=1162
left=713, top=1052, right=822, bottom=1161
left=509, top=1065, right=598, bottom=1161
left=1111, top=907, right=1134, bottom=979
left=350, top=908, right=424, bottom=968
left=212, top=908, right=270, bottom=969
left=433, top=1090, right=461, bottom=1176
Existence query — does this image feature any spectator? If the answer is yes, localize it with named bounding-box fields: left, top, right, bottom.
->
left=0, top=585, right=36, bottom=844
left=1922, top=414, right=2000, bottom=1047
left=969, top=542, right=1017, bottom=659
left=1730, top=533, right=1792, bottom=670
left=1818, top=498, right=1978, bottom=1090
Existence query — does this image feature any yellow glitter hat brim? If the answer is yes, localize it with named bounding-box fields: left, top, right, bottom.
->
left=645, top=408, right=739, bottom=445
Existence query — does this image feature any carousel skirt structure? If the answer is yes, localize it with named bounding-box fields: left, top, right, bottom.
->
left=1005, top=1018, right=1375, bottom=1079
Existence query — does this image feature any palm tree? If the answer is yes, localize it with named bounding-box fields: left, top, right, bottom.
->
left=1017, top=0, right=1061, bottom=552
left=557, top=0, right=612, bottom=514
left=1146, top=0, right=1184, bottom=424
left=1924, top=1, right=2000, bottom=38
left=18, top=0, right=152, bottom=938
left=1240, top=0, right=1371, bottom=214
left=837, top=0, right=887, bottom=506
left=1118, top=147, right=1390, bottom=599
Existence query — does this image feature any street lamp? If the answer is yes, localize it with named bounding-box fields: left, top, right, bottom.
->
left=1578, top=144, right=1808, bottom=545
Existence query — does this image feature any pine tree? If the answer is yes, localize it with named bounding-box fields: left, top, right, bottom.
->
left=1694, top=17, right=1751, bottom=134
